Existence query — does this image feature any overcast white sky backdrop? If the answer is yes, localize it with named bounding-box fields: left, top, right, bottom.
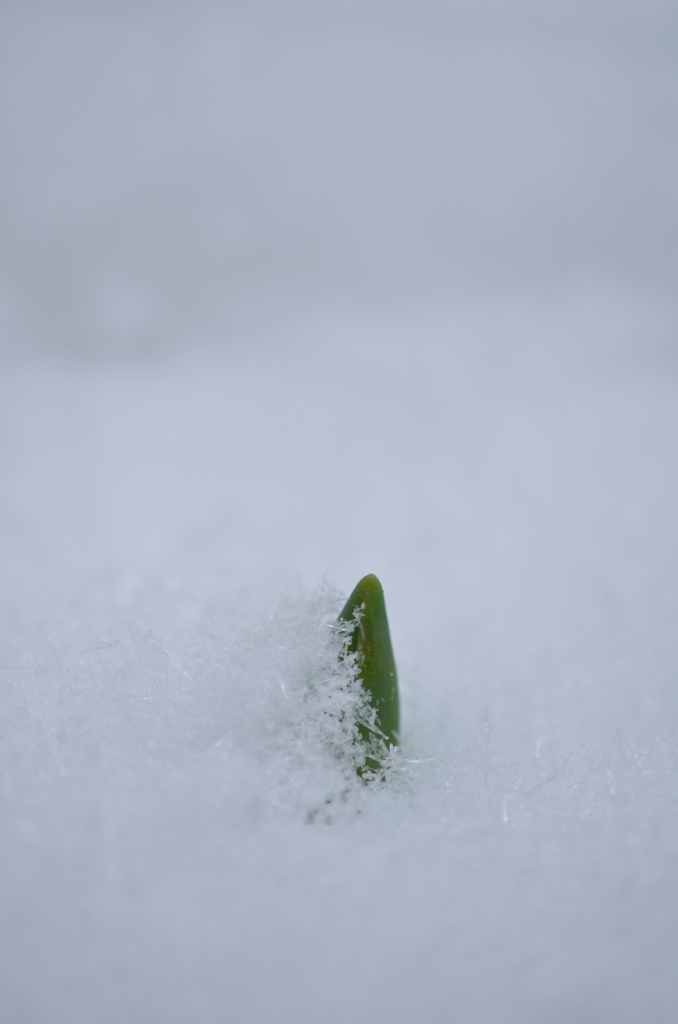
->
left=1, top=2, right=677, bottom=1022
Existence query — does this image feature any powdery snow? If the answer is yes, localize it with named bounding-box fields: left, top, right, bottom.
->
left=1, top=3, right=677, bottom=1022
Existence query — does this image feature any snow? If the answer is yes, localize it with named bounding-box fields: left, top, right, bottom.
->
left=1, top=3, right=677, bottom=1022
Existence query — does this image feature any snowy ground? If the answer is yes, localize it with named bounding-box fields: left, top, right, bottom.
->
left=1, top=3, right=678, bottom=1023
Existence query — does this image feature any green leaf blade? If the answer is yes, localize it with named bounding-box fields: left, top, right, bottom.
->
left=338, top=574, right=400, bottom=760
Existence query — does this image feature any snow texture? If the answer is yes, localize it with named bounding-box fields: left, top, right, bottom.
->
left=1, top=2, right=678, bottom=1023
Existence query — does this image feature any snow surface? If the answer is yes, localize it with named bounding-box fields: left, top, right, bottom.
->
left=1, top=3, right=678, bottom=1023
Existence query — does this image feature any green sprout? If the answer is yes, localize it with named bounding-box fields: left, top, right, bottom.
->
left=338, top=574, right=399, bottom=774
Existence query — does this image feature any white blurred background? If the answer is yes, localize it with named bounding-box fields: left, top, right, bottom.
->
left=1, top=0, right=676, bottom=356
left=1, top=2, right=677, bottom=1022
